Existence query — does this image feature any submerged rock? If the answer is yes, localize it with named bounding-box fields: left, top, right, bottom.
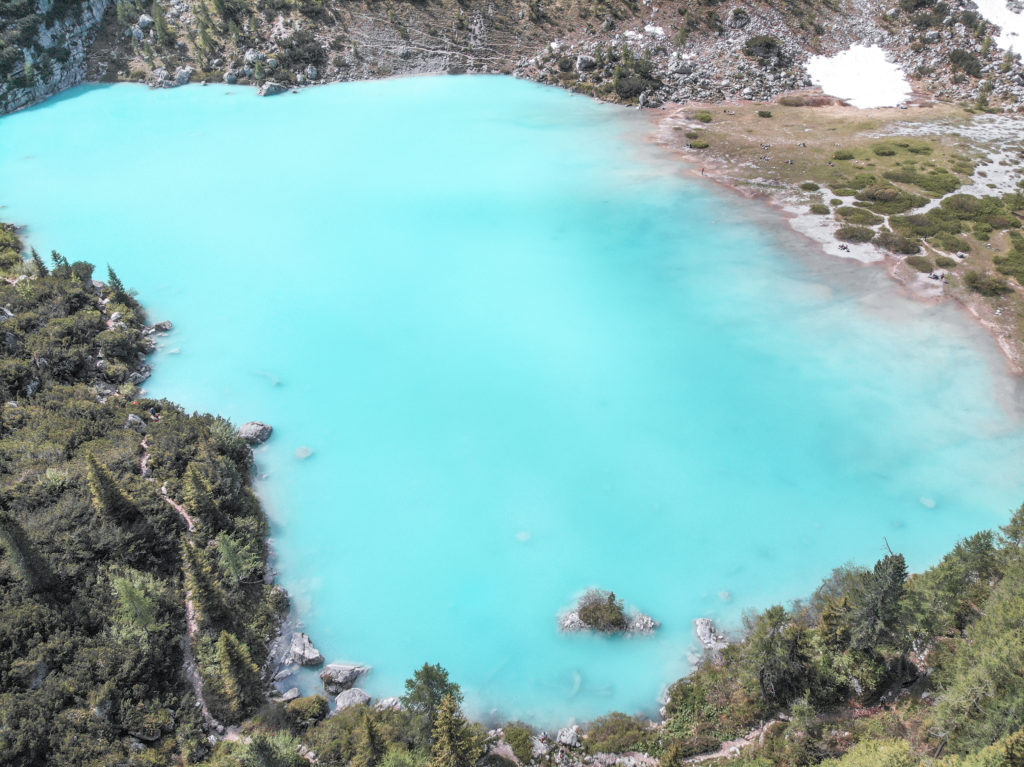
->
left=288, top=632, right=323, bottom=666
left=320, top=663, right=370, bottom=694
left=628, top=613, right=659, bottom=634
left=238, top=421, right=273, bottom=445
left=151, top=320, right=174, bottom=333
left=333, top=687, right=371, bottom=711
left=277, top=687, right=302, bottom=702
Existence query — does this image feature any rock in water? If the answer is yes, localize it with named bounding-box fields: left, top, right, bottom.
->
left=559, top=610, right=587, bottom=632
left=277, top=687, right=302, bottom=702
left=259, top=81, right=288, bottom=97
left=556, top=726, right=581, bottom=748
left=695, top=617, right=729, bottom=662
left=628, top=612, right=659, bottom=634
left=238, top=421, right=273, bottom=444
left=333, top=688, right=371, bottom=712
left=288, top=632, right=323, bottom=666
left=320, top=663, right=370, bottom=694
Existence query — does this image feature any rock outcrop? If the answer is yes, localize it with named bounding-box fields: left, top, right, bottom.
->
left=320, top=662, right=370, bottom=694
left=556, top=726, right=581, bottom=748
left=695, top=617, right=729, bottom=662
left=333, top=687, right=371, bottom=711
left=288, top=632, right=323, bottom=666
left=238, top=421, right=273, bottom=445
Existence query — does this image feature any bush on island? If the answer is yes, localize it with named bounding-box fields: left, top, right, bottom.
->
left=809, top=204, right=830, bottom=215
left=800, top=181, right=820, bottom=191
left=577, top=589, right=628, bottom=633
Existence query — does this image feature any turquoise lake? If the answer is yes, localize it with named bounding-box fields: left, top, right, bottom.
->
left=3, top=75, right=1024, bottom=725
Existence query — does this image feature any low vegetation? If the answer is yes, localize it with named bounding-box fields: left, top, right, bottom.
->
left=577, top=589, right=628, bottom=633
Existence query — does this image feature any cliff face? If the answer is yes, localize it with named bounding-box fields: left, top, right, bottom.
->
left=2, top=0, right=1023, bottom=114
left=0, top=0, right=111, bottom=113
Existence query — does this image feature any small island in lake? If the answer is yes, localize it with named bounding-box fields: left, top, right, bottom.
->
left=559, top=589, right=659, bottom=635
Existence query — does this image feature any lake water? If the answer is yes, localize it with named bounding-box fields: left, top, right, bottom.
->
left=2, top=75, right=1024, bottom=726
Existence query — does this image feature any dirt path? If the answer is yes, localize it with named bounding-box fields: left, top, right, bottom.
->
left=685, top=719, right=786, bottom=763
left=139, top=435, right=220, bottom=732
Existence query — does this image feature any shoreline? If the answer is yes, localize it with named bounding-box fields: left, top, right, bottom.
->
left=647, top=101, right=1024, bottom=376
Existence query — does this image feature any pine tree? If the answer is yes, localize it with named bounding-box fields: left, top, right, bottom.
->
left=429, top=695, right=479, bottom=767
left=850, top=552, right=908, bottom=652
left=0, top=510, right=55, bottom=593
left=50, top=249, right=70, bottom=277
left=152, top=1, right=173, bottom=47
left=819, top=595, right=851, bottom=652
left=214, top=630, right=261, bottom=721
left=183, top=463, right=223, bottom=536
left=183, top=540, right=229, bottom=630
left=107, top=265, right=129, bottom=303
left=30, top=248, right=48, bottom=277
left=86, top=454, right=140, bottom=525
left=402, top=663, right=463, bottom=747
left=351, top=710, right=387, bottom=767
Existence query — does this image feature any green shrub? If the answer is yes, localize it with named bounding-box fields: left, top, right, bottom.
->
left=694, top=111, right=713, bottom=123
left=757, top=110, right=773, bottom=118
left=930, top=233, right=971, bottom=253
left=836, top=225, right=876, bottom=243
left=963, top=270, right=1013, bottom=296
left=743, top=35, right=785, bottom=66
left=935, top=256, right=958, bottom=268
left=685, top=130, right=700, bottom=139
left=504, top=722, right=535, bottom=764
left=832, top=188, right=857, bottom=197
left=689, top=140, right=710, bottom=149
left=287, top=695, right=329, bottom=728
left=800, top=182, right=820, bottom=191
left=950, top=48, right=982, bottom=77
left=577, top=589, right=628, bottom=632
left=875, top=232, right=921, bottom=254
left=905, top=255, right=934, bottom=272
left=833, top=150, right=855, bottom=161
left=830, top=198, right=843, bottom=206
left=585, top=712, right=651, bottom=753
left=809, top=204, right=830, bottom=215
left=872, top=144, right=897, bottom=156
left=837, top=206, right=883, bottom=226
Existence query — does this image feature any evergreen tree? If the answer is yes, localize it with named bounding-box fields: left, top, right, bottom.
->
left=429, top=695, right=479, bottom=767
left=30, top=248, right=48, bottom=277
left=819, top=595, right=851, bottom=652
left=50, top=249, right=70, bottom=277
left=215, top=531, right=259, bottom=587
left=152, top=1, right=173, bottom=47
left=1001, top=502, right=1024, bottom=549
left=850, top=552, right=908, bottom=652
left=183, top=540, right=229, bottom=631
left=213, top=630, right=261, bottom=721
left=183, top=463, right=223, bottom=536
left=351, top=710, right=387, bottom=767
left=743, top=605, right=812, bottom=707
left=86, top=454, right=140, bottom=525
left=107, top=265, right=129, bottom=303
left=402, top=663, right=463, bottom=747
left=0, top=510, right=55, bottom=593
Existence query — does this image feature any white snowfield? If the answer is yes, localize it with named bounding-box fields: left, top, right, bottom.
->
left=973, top=0, right=1024, bottom=51
left=805, top=44, right=913, bottom=109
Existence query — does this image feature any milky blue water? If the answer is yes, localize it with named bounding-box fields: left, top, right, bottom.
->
left=2, top=75, right=1024, bottom=726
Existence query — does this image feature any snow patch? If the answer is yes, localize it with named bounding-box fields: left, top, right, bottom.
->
left=973, top=0, right=1024, bottom=51
left=806, top=44, right=912, bottom=109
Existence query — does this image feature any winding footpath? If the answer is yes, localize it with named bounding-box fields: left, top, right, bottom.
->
left=139, top=436, right=221, bottom=733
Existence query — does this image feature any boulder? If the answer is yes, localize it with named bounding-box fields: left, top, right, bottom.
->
left=274, top=664, right=298, bottom=683
left=137, top=13, right=154, bottom=29
left=174, top=66, right=194, bottom=86
left=559, top=611, right=586, bottom=632
left=320, top=663, right=370, bottom=694
left=152, top=320, right=174, bottom=333
left=374, top=696, right=404, bottom=712
left=532, top=736, right=550, bottom=759
left=238, top=421, right=273, bottom=445
left=224, top=70, right=238, bottom=84
left=124, top=413, right=147, bottom=434
left=628, top=612, right=659, bottom=634
left=278, top=687, right=302, bottom=702
left=289, top=632, right=323, bottom=666
left=695, top=617, right=729, bottom=661
left=259, top=81, right=288, bottom=97
left=334, top=688, right=371, bottom=711
left=305, top=64, right=319, bottom=80
left=556, top=726, right=580, bottom=748
left=576, top=54, right=597, bottom=71
left=244, top=48, right=266, bottom=64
